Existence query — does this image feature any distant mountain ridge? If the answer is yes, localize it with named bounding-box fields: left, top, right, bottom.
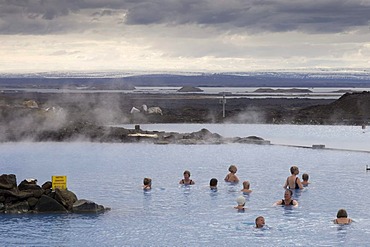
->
left=1, top=71, right=370, bottom=88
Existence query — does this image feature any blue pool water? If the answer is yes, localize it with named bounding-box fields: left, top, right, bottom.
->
left=1, top=124, right=370, bottom=246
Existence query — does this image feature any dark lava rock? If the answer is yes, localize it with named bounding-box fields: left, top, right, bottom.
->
left=72, top=199, right=109, bottom=213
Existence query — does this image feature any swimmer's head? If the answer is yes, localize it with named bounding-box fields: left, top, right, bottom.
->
left=229, top=165, right=237, bottom=173
left=143, top=177, right=151, bottom=186
left=302, top=173, right=309, bottom=181
left=243, top=180, right=250, bottom=189
left=284, top=189, right=293, bottom=199
left=255, top=216, right=265, bottom=228
left=183, top=170, right=191, bottom=177
left=210, top=178, right=218, bottom=187
left=290, top=166, right=299, bottom=175
left=337, top=209, right=348, bottom=218
left=236, top=195, right=246, bottom=206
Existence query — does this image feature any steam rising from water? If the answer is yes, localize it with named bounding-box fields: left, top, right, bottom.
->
left=226, top=108, right=266, bottom=124
left=0, top=93, right=132, bottom=141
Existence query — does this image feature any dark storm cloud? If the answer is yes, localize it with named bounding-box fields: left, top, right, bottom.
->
left=1, top=0, right=370, bottom=34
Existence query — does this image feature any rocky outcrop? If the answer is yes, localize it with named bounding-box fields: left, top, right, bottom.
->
left=0, top=174, right=110, bottom=214
left=0, top=113, right=269, bottom=144
left=72, top=199, right=107, bottom=213
left=177, top=86, right=203, bottom=92
left=295, top=91, right=370, bottom=125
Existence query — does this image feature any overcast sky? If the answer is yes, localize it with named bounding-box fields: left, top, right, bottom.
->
left=1, top=0, right=370, bottom=73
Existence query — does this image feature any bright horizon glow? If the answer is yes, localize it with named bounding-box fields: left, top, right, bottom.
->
left=1, top=1, right=370, bottom=73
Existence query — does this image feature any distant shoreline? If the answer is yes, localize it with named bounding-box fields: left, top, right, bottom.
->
left=1, top=86, right=367, bottom=100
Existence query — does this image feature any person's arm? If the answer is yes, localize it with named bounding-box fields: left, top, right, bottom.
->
left=179, top=179, right=183, bottom=184
left=224, top=174, right=229, bottom=181
left=296, top=178, right=304, bottom=189
left=283, top=177, right=288, bottom=189
left=292, top=200, right=299, bottom=207
left=234, top=175, right=239, bottom=183
left=273, top=200, right=282, bottom=206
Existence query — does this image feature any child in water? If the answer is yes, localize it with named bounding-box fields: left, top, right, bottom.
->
left=143, top=177, right=152, bottom=190
left=224, top=165, right=239, bottom=183
left=302, top=173, right=310, bottom=186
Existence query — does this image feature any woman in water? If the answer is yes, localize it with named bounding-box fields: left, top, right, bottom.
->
left=283, top=166, right=303, bottom=190
left=234, top=195, right=246, bottom=212
left=179, top=170, right=195, bottom=185
left=334, top=209, right=352, bottom=224
left=274, top=189, right=298, bottom=207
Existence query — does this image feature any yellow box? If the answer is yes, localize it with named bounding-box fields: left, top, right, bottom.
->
left=52, top=175, right=67, bottom=190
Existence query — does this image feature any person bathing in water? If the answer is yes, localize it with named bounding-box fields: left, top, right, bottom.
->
left=234, top=195, right=246, bottom=212
left=209, top=178, right=218, bottom=190
left=283, top=166, right=303, bottom=190
left=334, top=209, right=352, bottom=224
left=143, top=177, right=152, bottom=190
left=255, top=216, right=265, bottom=228
left=241, top=180, right=252, bottom=194
left=274, top=189, right=298, bottom=207
left=224, top=165, right=239, bottom=183
left=179, top=170, right=195, bottom=185
left=301, top=173, right=310, bottom=187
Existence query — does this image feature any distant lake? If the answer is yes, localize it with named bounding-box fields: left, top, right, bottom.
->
left=2, top=86, right=369, bottom=99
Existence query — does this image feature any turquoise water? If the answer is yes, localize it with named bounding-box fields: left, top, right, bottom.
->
left=1, top=124, right=370, bottom=246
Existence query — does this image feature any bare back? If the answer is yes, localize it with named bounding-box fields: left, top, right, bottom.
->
left=284, top=175, right=303, bottom=190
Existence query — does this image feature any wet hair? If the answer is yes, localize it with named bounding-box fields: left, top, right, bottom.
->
left=302, top=173, right=309, bottom=181
left=210, top=178, right=218, bottom=187
left=290, top=166, right=299, bottom=174
left=143, top=177, right=151, bottom=186
left=285, top=189, right=293, bottom=197
left=255, top=216, right=264, bottom=225
left=183, top=170, right=191, bottom=177
left=337, top=209, right=348, bottom=218
left=243, top=180, right=250, bottom=189
left=229, top=165, right=237, bottom=173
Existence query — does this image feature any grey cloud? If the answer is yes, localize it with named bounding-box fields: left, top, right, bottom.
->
left=0, top=0, right=83, bottom=34
left=122, top=0, right=370, bottom=34
left=1, top=0, right=370, bottom=35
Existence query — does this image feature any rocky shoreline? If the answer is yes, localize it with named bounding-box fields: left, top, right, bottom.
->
left=0, top=174, right=109, bottom=214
